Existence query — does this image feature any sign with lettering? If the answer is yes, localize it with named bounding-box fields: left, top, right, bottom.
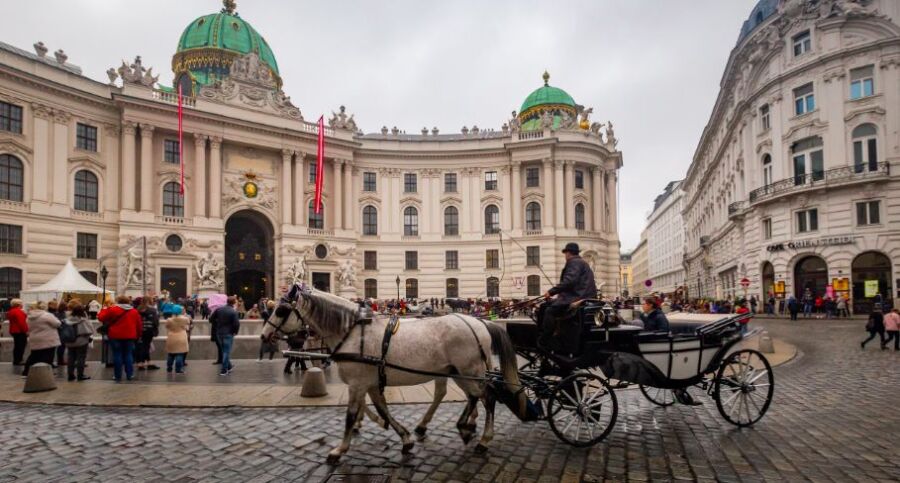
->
left=766, top=236, right=855, bottom=252
left=774, top=281, right=785, bottom=295
left=864, top=280, right=879, bottom=298
left=832, top=277, right=850, bottom=292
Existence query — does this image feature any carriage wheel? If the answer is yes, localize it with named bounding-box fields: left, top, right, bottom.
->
left=639, top=385, right=676, bottom=407
left=547, top=372, right=617, bottom=447
left=713, top=349, right=774, bottom=427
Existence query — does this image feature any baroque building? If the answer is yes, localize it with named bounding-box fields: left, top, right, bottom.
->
left=0, top=2, right=622, bottom=302
left=682, top=0, right=899, bottom=313
left=645, top=180, right=685, bottom=296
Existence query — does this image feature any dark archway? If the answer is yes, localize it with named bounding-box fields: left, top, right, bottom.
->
left=794, top=255, right=827, bottom=299
left=761, top=262, right=775, bottom=299
left=225, top=210, right=274, bottom=305
left=852, top=251, right=892, bottom=314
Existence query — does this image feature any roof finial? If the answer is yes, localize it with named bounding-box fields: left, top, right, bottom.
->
left=542, top=70, right=550, bottom=86
left=222, top=0, right=237, bottom=15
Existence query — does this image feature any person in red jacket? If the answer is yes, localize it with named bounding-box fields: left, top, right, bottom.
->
left=98, top=295, right=142, bottom=382
left=7, top=299, right=28, bottom=365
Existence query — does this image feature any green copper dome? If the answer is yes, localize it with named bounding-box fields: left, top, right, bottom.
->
left=517, top=71, right=577, bottom=131
left=520, top=84, right=575, bottom=114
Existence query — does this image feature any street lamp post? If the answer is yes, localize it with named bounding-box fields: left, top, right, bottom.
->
left=395, top=276, right=401, bottom=300
left=99, top=264, right=110, bottom=367
left=99, top=265, right=109, bottom=304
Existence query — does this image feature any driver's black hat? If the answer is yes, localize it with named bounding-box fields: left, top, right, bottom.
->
left=561, top=242, right=580, bottom=254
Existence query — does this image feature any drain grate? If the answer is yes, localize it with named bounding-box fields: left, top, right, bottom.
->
left=323, top=474, right=390, bottom=483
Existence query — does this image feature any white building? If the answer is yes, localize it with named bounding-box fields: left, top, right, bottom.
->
left=682, top=0, right=900, bottom=313
left=645, top=181, right=685, bottom=296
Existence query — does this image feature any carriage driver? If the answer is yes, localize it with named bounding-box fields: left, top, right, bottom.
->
left=538, top=242, right=597, bottom=353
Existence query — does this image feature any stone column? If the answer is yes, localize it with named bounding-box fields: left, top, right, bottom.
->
left=51, top=111, right=70, bottom=206
left=103, top=124, right=120, bottom=211
left=501, top=166, right=512, bottom=231
left=293, top=153, right=305, bottom=226
left=606, top=170, right=617, bottom=233
left=542, top=159, right=554, bottom=228
left=554, top=160, right=565, bottom=230
left=343, top=160, right=353, bottom=230
left=30, top=104, right=52, bottom=203
left=281, top=149, right=293, bottom=224
left=193, top=134, right=207, bottom=217
left=139, top=124, right=154, bottom=213
left=209, top=137, right=222, bottom=219
left=332, top=159, right=343, bottom=230
left=564, top=161, right=575, bottom=228
left=121, top=121, right=137, bottom=211
left=511, top=163, right=521, bottom=230
left=592, top=166, right=603, bottom=232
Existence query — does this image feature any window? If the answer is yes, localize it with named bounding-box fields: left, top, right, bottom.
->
left=0, top=154, right=24, bottom=202
left=762, top=154, right=773, bottom=186
left=364, top=251, right=377, bottom=270
left=759, top=104, right=771, bottom=131
left=484, top=205, right=500, bottom=234
left=308, top=161, right=317, bottom=184
left=162, top=182, right=184, bottom=217
left=73, top=170, right=99, bottom=212
left=444, top=206, right=459, bottom=235
left=793, top=83, right=815, bottom=115
left=76, top=123, right=97, bottom=151
left=164, top=139, right=180, bottom=164
left=363, top=172, right=376, bottom=191
left=852, top=123, right=878, bottom=173
left=574, top=170, right=584, bottom=189
left=405, top=278, right=419, bottom=299
left=762, top=218, right=772, bottom=240
left=0, top=224, right=22, bottom=254
left=364, top=279, right=377, bottom=299
left=165, top=234, right=183, bottom=252
left=525, top=202, right=541, bottom=230
left=791, top=137, right=824, bottom=185
left=446, top=278, right=459, bottom=298
left=0, top=267, right=22, bottom=299
left=362, top=206, right=378, bottom=235
left=444, top=173, right=457, bottom=192
left=527, top=275, right=541, bottom=296
left=850, top=65, right=874, bottom=99
left=484, top=171, right=497, bottom=191
left=575, top=203, right=585, bottom=230
left=404, top=173, right=417, bottom=193
left=0, top=101, right=23, bottom=134
left=486, top=249, right=499, bottom=269
left=76, top=232, right=97, bottom=259
left=405, top=251, right=418, bottom=270
left=526, top=246, right=540, bottom=266
left=308, top=200, right=324, bottom=229
left=526, top=167, right=540, bottom=187
left=856, top=201, right=880, bottom=226
left=486, top=277, right=499, bottom=298
left=793, top=30, right=811, bottom=56
left=796, top=208, right=819, bottom=233
left=446, top=250, right=458, bottom=270
left=403, top=206, right=418, bottom=236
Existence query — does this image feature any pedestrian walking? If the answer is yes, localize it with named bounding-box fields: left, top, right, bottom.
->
left=21, top=301, right=61, bottom=377
left=98, top=296, right=142, bottom=382
left=211, top=296, right=240, bottom=376
left=837, top=295, right=849, bottom=318
left=164, top=306, right=191, bottom=374
left=861, top=308, right=886, bottom=349
left=7, top=298, right=28, bottom=365
left=135, top=297, right=161, bottom=371
left=63, top=301, right=94, bottom=381
left=47, top=300, right=67, bottom=368
left=787, top=295, right=800, bottom=321
left=88, top=299, right=101, bottom=320
left=802, top=289, right=814, bottom=318
left=882, top=308, right=900, bottom=351
left=283, top=331, right=308, bottom=374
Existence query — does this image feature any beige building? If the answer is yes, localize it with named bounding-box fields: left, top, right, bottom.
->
left=0, top=3, right=622, bottom=303
left=630, top=235, right=648, bottom=298
left=619, top=251, right=632, bottom=298
left=682, top=0, right=900, bottom=312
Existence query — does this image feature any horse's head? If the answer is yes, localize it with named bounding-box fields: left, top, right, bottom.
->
left=261, top=302, right=303, bottom=343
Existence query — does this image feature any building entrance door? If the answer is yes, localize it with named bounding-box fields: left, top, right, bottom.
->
left=852, top=251, right=892, bottom=314
left=312, top=272, right=330, bottom=292
left=160, top=268, right=187, bottom=299
left=225, top=210, right=274, bottom=304
left=794, top=255, right=827, bottom=299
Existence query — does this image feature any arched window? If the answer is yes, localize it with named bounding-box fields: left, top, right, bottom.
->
left=405, top=278, right=418, bottom=299
left=484, top=205, right=500, bottom=234
left=73, top=170, right=98, bottom=212
left=527, top=274, right=541, bottom=296
left=762, top=154, right=773, bottom=186
left=0, top=154, right=24, bottom=202
left=0, top=267, right=22, bottom=298
left=308, top=200, right=324, bottom=229
left=486, top=276, right=500, bottom=298
left=575, top=203, right=585, bottom=230
left=852, top=123, right=878, bottom=173
left=446, top=278, right=459, bottom=298
left=444, top=206, right=459, bottom=235
left=364, top=278, right=377, bottom=299
left=362, top=206, right=378, bottom=235
left=403, top=206, right=418, bottom=236
left=525, top=202, right=541, bottom=231
left=162, top=182, right=184, bottom=217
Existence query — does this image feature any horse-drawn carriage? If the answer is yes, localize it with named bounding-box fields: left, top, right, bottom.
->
left=493, top=301, right=774, bottom=447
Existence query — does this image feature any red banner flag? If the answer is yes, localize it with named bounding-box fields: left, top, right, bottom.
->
left=314, top=115, right=325, bottom=214
left=177, top=84, right=185, bottom=195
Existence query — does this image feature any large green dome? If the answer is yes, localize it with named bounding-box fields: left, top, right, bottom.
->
left=517, top=72, right=578, bottom=131
left=520, top=83, right=575, bottom=114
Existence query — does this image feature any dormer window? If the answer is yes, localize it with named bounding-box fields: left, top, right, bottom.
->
left=793, top=30, right=811, bottom=57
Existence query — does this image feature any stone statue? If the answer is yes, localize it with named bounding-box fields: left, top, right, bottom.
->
left=579, top=107, right=593, bottom=129
left=117, top=55, right=158, bottom=87
left=286, top=255, right=308, bottom=285
left=106, top=68, right=118, bottom=85
left=195, top=253, right=224, bottom=288
left=590, top=121, right=605, bottom=135
left=328, top=105, right=358, bottom=131
left=605, top=121, right=618, bottom=148
left=539, top=111, right=554, bottom=130
left=558, top=110, right=576, bottom=129
left=338, top=259, right=356, bottom=288
left=123, top=247, right=147, bottom=289
left=508, top=111, right=520, bottom=132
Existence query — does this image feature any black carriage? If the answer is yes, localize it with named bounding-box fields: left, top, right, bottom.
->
left=492, top=301, right=774, bottom=447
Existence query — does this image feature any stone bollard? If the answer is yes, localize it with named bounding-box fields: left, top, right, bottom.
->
left=300, top=367, right=328, bottom=397
left=758, top=331, right=775, bottom=354
left=23, top=363, right=57, bottom=393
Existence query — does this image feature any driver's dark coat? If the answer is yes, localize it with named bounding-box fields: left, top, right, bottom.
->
left=548, top=255, right=597, bottom=305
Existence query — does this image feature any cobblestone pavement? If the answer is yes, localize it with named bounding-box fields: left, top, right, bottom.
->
left=0, top=318, right=897, bottom=482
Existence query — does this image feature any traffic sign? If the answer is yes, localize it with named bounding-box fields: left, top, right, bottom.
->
left=644, top=279, right=652, bottom=288
left=740, top=277, right=750, bottom=288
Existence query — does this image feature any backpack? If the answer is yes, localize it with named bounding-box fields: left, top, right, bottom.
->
left=59, top=323, right=78, bottom=344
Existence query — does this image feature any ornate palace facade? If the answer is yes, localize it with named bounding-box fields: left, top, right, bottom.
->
left=0, top=3, right=622, bottom=302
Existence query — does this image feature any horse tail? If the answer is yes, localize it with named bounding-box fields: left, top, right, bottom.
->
left=485, top=322, right=527, bottom=419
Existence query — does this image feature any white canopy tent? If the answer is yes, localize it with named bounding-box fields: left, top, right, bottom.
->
left=19, top=259, right=113, bottom=303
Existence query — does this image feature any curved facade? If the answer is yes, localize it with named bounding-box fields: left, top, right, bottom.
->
left=682, top=0, right=900, bottom=313
left=0, top=5, right=622, bottom=302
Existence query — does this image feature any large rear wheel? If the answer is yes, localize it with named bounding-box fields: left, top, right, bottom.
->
left=713, top=349, right=774, bottom=427
left=639, top=385, right=676, bottom=407
left=547, top=372, right=617, bottom=447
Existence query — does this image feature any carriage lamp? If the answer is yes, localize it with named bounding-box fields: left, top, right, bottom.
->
left=395, top=276, right=401, bottom=300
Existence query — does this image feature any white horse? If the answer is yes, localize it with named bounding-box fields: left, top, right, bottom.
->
left=262, top=285, right=525, bottom=464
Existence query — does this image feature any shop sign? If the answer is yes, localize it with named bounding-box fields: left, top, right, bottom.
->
left=774, top=280, right=785, bottom=295
left=832, top=277, right=850, bottom=292
left=766, top=236, right=855, bottom=252
left=864, top=280, right=879, bottom=298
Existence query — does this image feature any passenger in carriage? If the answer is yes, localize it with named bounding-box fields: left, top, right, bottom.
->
left=538, top=242, right=597, bottom=353
left=639, top=297, right=670, bottom=332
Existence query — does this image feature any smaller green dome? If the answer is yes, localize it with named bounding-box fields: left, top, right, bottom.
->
left=519, top=71, right=575, bottom=114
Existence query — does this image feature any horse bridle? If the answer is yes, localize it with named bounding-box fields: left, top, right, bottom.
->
left=264, top=304, right=308, bottom=340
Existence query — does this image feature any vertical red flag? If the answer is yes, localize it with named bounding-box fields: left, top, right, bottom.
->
left=314, top=115, right=325, bottom=214
left=177, top=84, right=185, bottom=194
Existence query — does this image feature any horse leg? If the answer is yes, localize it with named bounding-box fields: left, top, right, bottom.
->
left=367, top=387, right=415, bottom=454
left=414, top=377, right=447, bottom=436
left=474, top=388, right=497, bottom=454
left=455, top=394, right=479, bottom=444
left=326, top=385, right=366, bottom=465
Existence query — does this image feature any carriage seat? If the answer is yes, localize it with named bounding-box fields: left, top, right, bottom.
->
left=668, top=320, right=706, bottom=336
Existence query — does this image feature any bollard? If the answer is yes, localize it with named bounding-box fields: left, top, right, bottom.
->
left=300, top=367, right=328, bottom=397
left=23, top=363, right=57, bottom=393
left=758, top=331, right=775, bottom=354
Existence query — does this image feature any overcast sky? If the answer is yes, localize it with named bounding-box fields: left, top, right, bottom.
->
left=6, top=0, right=757, bottom=250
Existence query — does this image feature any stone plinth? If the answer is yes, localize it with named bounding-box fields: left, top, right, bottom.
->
left=23, top=363, right=57, bottom=393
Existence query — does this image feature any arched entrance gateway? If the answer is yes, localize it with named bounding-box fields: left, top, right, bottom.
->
left=761, top=261, right=775, bottom=299
left=852, top=251, right=893, bottom=314
left=225, top=210, right=275, bottom=304
left=794, top=255, right=827, bottom=299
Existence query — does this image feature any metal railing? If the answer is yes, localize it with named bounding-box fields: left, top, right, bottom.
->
left=749, top=162, right=890, bottom=204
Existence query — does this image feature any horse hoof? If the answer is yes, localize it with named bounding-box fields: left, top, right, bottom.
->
left=474, top=443, right=489, bottom=454
left=414, top=426, right=427, bottom=437
left=460, top=433, right=473, bottom=444
left=352, top=428, right=360, bottom=435
left=402, top=442, right=415, bottom=454
left=326, top=454, right=342, bottom=466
